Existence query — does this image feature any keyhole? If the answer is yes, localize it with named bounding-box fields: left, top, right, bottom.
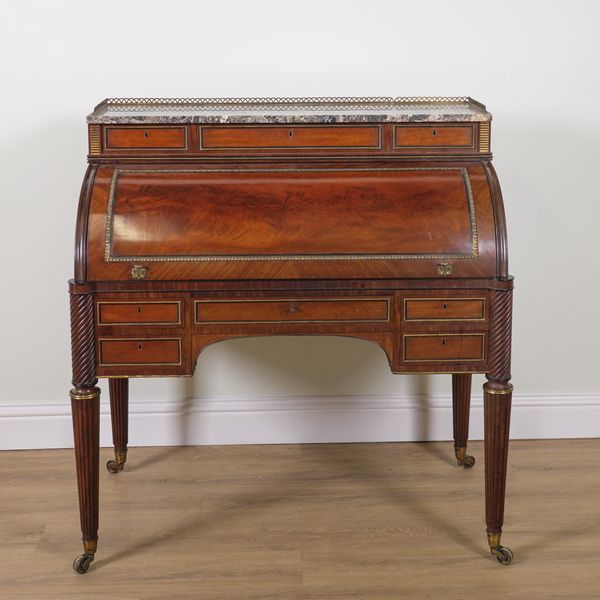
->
left=441, top=339, right=446, bottom=346
left=442, top=303, right=447, bottom=309
left=288, top=130, right=294, bottom=137
left=144, top=131, right=149, bottom=138
left=137, top=306, right=142, bottom=313
left=138, top=343, right=142, bottom=350
left=432, top=129, right=437, bottom=136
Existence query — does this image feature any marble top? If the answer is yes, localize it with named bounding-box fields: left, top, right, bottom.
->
left=88, top=97, right=491, bottom=124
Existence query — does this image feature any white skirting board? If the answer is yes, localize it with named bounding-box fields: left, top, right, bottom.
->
left=0, top=393, right=599, bottom=450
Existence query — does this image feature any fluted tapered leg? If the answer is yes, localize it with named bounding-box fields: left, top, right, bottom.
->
left=69, top=286, right=100, bottom=573
left=107, top=378, right=129, bottom=473
left=483, top=288, right=514, bottom=564
left=71, top=387, right=100, bottom=547
left=484, top=381, right=513, bottom=564
left=452, top=373, right=475, bottom=468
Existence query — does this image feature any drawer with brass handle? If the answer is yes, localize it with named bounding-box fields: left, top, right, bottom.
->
left=194, top=297, right=391, bottom=324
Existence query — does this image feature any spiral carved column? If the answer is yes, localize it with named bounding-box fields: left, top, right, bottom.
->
left=483, top=288, right=514, bottom=564
left=69, top=284, right=100, bottom=574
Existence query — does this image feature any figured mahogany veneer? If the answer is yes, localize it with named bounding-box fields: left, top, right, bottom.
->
left=70, top=97, right=514, bottom=572
left=105, top=126, right=188, bottom=150
left=201, top=125, right=382, bottom=150
left=404, top=298, right=486, bottom=321
left=402, top=333, right=486, bottom=363
left=98, top=338, right=182, bottom=366
left=195, top=297, right=390, bottom=324
left=394, top=125, right=474, bottom=149
left=98, top=301, right=181, bottom=325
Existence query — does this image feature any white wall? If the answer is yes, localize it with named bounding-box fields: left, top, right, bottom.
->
left=1, top=1, right=599, bottom=448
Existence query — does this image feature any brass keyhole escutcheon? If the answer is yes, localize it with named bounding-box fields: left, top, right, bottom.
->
left=288, top=303, right=299, bottom=314
left=432, top=129, right=437, bottom=136
left=288, top=130, right=294, bottom=137
left=144, top=131, right=149, bottom=138
left=138, top=344, right=143, bottom=350
left=442, top=303, right=448, bottom=309
left=137, top=306, right=142, bottom=313
left=441, top=339, right=446, bottom=346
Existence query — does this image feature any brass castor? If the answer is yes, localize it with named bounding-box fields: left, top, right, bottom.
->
left=455, top=447, right=476, bottom=469
left=106, top=450, right=127, bottom=474
left=106, top=459, right=124, bottom=474
left=491, top=545, right=514, bottom=565
left=73, top=553, right=94, bottom=574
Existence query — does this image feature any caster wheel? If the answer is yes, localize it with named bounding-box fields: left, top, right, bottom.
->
left=73, top=553, right=94, bottom=574
left=106, top=459, right=124, bottom=474
left=462, top=454, right=476, bottom=469
left=491, top=546, right=513, bottom=565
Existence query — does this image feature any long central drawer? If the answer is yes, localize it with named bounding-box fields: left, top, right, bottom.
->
left=194, top=297, right=391, bottom=324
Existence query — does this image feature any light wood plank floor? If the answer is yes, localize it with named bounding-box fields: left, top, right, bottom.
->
left=1, top=439, right=599, bottom=599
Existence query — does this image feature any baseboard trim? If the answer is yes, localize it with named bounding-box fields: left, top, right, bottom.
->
left=1, top=392, right=599, bottom=450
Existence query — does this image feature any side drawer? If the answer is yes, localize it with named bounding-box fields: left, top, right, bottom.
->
left=195, top=298, right=391, bottom=324
left=393, top=125, right=475, bottom=150
left=97, top=301, right=182, bottom=325
left=98, top=338, right=181, bottom=366
left=200, top=125, right=382, bottom=150
left=402, top=333, right=485, bottom=363
left=104, top=126, right=188, bottom=150
left=404, top=298, right=485, bottom=321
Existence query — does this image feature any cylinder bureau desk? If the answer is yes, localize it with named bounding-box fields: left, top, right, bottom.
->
left=69, top=97, right=514, bottom=573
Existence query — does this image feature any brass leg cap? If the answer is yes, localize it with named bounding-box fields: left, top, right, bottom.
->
left=487, top=532, right=513, bottom=565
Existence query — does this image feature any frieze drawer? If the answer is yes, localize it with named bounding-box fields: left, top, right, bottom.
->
left=194, top=298, right=391, bottom=324
left=403, top=298, right=486, bottom=321
left=200, top=125, right=382, bottom=150
left=393, top=125, right=475, bottom=150
left=402, top=333, right=485, bottom=363
left=98, top=338, right=182, bottom=366
left=104, top=126, right=188, bottom=150
left=97, top=301, right=182, bottom=326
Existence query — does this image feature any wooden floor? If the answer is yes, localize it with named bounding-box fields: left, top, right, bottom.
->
left=1, top=439, right=599, bottom=599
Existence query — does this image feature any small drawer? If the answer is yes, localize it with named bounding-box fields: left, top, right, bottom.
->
left=404, top=298, right=485, bottom=321
left=403, top=334, right=485, bottom=363
left=200, top=125, right=382, bottom=150
left=104, top=126, right=188, bottom=150
left=97, top=301, right=181, bottom=326
left=99, top=338, right=181, bottom=366
left=394, top=125, right=474, bottom=148
left=195, top=298, right=390, bottom=324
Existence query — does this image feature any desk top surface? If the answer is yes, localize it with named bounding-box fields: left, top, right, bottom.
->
left=88, top=97, right=491, bottom=125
